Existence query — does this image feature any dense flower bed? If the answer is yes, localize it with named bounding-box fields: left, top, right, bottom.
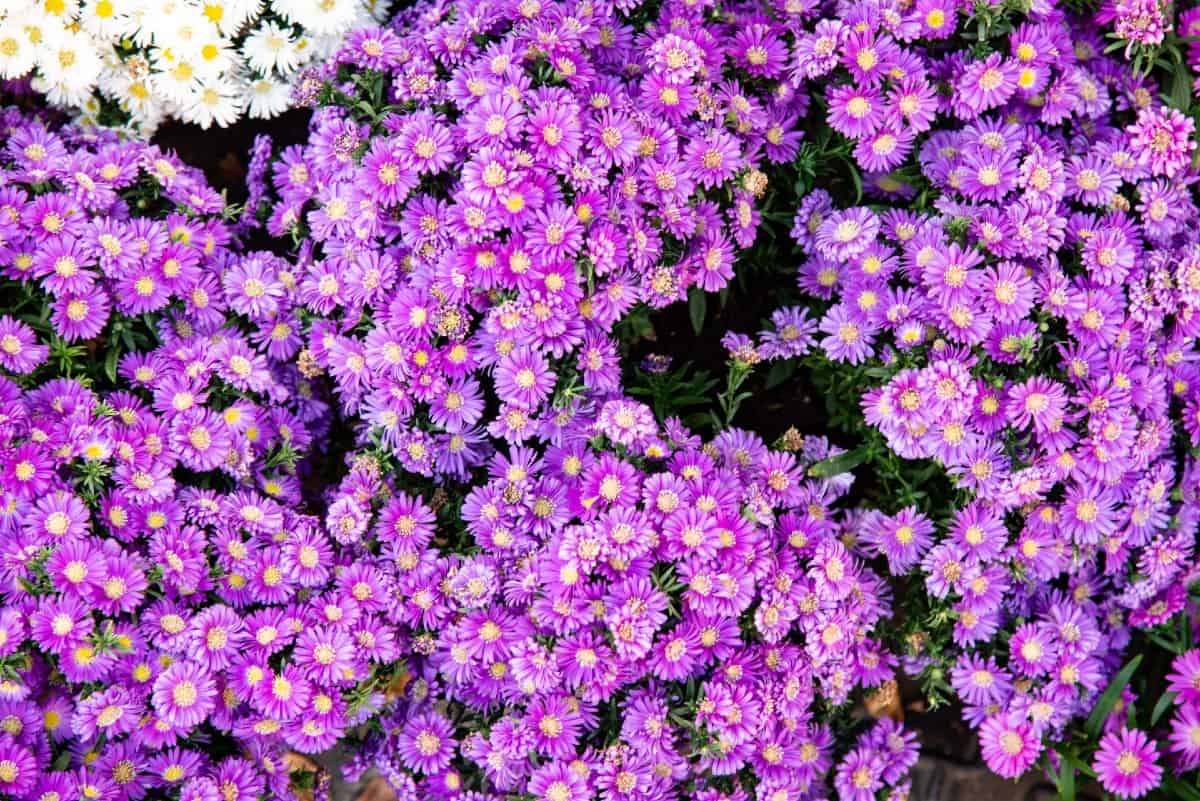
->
left=0, top=109, right=396, bottom=797
left=257, top=0, right=806, bottom=469
left=4, top=0, right=1200, bottom=796
left=727, top=1, right=1200, bottom=798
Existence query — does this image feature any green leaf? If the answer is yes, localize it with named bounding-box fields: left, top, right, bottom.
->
left=765, top=358, right=797, bottom=391
left=104, top=346, right=119, bottom=385
left=1165, top=777, right=1200, bottom=801
left=808, top=447, right=867, bottom=478
left=1170, top=63, right=1194, bottom=112
left=688, top=288, right=707, bottom=336
left=1056, top=754, right=1075, bottom=801
left=845, top=158, right=863, bottom=203
left=1085, top=654, right=1143, bottom=738
left=1152, top=690, right=1178, bottom=726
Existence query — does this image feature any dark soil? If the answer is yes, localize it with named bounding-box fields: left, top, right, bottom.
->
left=155, top=109, right=314, bottom=204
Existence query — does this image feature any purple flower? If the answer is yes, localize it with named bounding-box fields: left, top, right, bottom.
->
left=397, top=712, right=456, bottom=774
left=979, top=714, right=1040, bottom=778
left=0, top=316, right=47, bottom=373
left=1093, top=727, right=1163, bottom=799
left=152, top=662, right=217, bottom=729
left=1127, top=106, right=1196, bottom=178
left=495, top=348, right=555, bottom=408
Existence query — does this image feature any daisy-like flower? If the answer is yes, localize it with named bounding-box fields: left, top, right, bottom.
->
left=826, top=84, right=885, bottom=139
left=978, top=714, right=1040, bottom=778
left=0, top=737, right=37, bottom=797
left=1168, top=704, right=1200, bottom=772
left=1127, top=106, right=1196, bottom=178
left=1166, top=649, right=1200, bottom=704
left=397, top=711, right=456, bottom=774
left=494, top=348, right=555, bottom=408
left=819, top=304, right=876, bottom=364
left=816, top=207, right=880, bottom=261
left=954, top=53, right=1018, bottom=115
left=152, top=662, right=217, bottom=729
left=0, top=315, right=48, bottom=373
left=1093, top=727, right=1162, bottom=799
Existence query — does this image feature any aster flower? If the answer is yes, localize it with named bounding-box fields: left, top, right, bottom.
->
left=1093, top=727, right=1162, bottom=799
left=1127, top=106, right=1196, bottom=178
left=152, top=662, right=217, bottom=729
left=819, top=304, right=876, bottom=364
left=397, top=712, right=456, bottom=774
left=0, top=316, right=47, bottom=374
left=979, top=714, right=1040, bottom=778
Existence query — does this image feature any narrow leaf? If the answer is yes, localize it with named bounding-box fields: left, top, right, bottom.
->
left=104, top=347, right=119, bottom=384
left=1171, top=64, right=1194, bottom=112
left=765, top=358, right=797, bottom=390
left=1085, top=655, right=1142, bottom=738
left=1057, top=755, right=1075, bottom=801
left=1165, top=777, right=1200, bottom=801
left=688, top=289, right=707, bottom=336
left=1152, top=690, right=1178, bottom=726
left=808, top=447, right=867, bottom=478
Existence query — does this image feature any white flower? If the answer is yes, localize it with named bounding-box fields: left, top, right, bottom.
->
left=150, top=4, right=217, bottom=52
left=246, top=75, right=290, bottom=117
left=188, top=30, right=236, bottom=80
left=149, top=47, right=202, bottom=105
left=123, top=0, right=182, bottom=47
left=0, top=18, right=37, bottom=79
left=196, top=0, right=262, bottom=36
left=240, top=20, right=299, bottom=75
left=100, top=57, right=164, bottom=123
left=362, top=0, right=391, bottom=21
left=79, top=0, right=135, bottom=40
left=273, top=0, right=359, bottom=37
left=181, top=74, right=245, bottom=128
left=34, top=0, right=81, bottom=21
left=1, top=0, right=384, bottom=129
left=35, top=24, right=103, bottom=93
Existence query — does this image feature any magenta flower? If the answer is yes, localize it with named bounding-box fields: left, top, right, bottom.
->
left=978, top=714, right=1040, bottom=778
left=0, top=315, right=47, bottom=373
left=1127, top=106, right=1196, bottom=178
left=1093, top=727, right=1163, bottom=799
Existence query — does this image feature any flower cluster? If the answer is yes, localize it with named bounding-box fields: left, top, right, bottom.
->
left=328, top=405, right=917, bottom=801
left=712, top=0, right=1200, bottom=794
left=7, top=0, right=1200, bottom=792
left=0, top=0, right=388, bottom=132
left=259, top=0, right=810, bottom=475
left=0, top=108, right=409, bottom=799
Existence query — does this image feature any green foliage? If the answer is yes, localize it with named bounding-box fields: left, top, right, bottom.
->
left=626, top=360, right=720, bottom=430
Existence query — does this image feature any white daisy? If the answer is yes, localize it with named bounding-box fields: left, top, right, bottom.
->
left=187, top=29, right=235, bottom=80
left=149, top=47, right=201, bottom=105
left=239, top=20, right=298, bottom=74
left=363, top=0, right=391, bottom=21
left=154, top=4, right=217, bottom=52
left=180, top=74, right=244, bottom=128
left=273, top=0, right=358, bottom=37
left=119, top=0, right=176, bottom=47
left=34, top=0, right=81, bottom=22
left=100, top=56, right=163, bottom=120
left=34, top=23, right=102, bottom=94
left=196, top=0, right=261, bottom=36
left=78, top=0, right=135, bottom=40
left=245, top=74, right=289, bottom=117
left=0, top=18, right=37, bottom=79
